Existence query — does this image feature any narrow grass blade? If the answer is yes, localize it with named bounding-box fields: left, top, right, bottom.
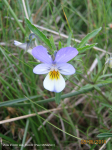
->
left=58, top=41, right=62, bottom=49
left=97, top=133, right=112, bottom=138
left=0, top=95, right=41, bottom=107
left=4, top=82, right=111, bottom=107
left=0, top=133, right=18, bottom=144
left=26, top=19, right=52, bottom=49
left=101, top=103, right=112, bottom=109
left=78, top=27, right=102, bottom=48
left=3, top=0, right=25, bottom=34
left=20, top=119, right=29, bottom=150
left=49, top=35, right=57, bottom=50
left=77, top=43, right=97, bottom=53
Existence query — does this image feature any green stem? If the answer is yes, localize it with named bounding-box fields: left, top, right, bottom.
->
left=94, top=88, right=111, bottom=104
left=79, top=74, right=94, bottom=84
left=1, top=82, right=111, bottom=107
left=55, top=92, right=61, bottom=104
left=3, top=0, right=26, bottom=35
left=94, top=65, right=105, bottom=83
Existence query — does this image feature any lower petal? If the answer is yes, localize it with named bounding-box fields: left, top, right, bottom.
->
left=43, top=72, right=65, bottom=93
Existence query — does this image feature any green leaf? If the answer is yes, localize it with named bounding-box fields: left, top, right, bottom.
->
left=1, top=82, right=111, bottom=108
left=94, top=85, right=101, bottom=91
left=103, top=63, right=108, bottom=75
left=49, top=35, right=57, bottom=50
left=97, top=79, right=112, bottom=84
left=97, top=133, right=112, bottom=138
left=71, top=54, right=86, bottom=62
left=90, top=144, right=97, bottom=150
left=101, top=103, right=112, bottom=110
left=26, top=19, right=52, bottom=49
left=78, top=27, right=102, bottom=48
left=77, top=43, right=97, bottom=53
left=28, top=61, right=40, bottom=65
left=0, top=0, right=3, bottom=10
left=58, top=41, right=62, bottom=50
left=80, top=84, right=94, bottom=90
left=0, top=95, right=41, bottom=107
left=98, top=74, right=112, bottom=80
left=3, top=0, right=25, bottom=34
left=55, top=92, right=61, bottom=104
left=0, top=133, right=19, bottom=144
left=20, top=119, right=29, bottom=150
left=96, top=54, right=102, bottom=73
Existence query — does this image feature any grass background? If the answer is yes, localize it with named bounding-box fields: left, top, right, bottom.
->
left=0, top=0, right=112, bottom=149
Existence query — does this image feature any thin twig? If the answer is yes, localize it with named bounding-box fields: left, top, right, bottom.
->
left=25, top=95, right=88, bottom=145
left=51, top=129, right=63, bottom=150
left=4, top=16, right=111, bottom=55
left=22, top=0, right=29, bottom=20
left=99, top=138, right=111, bottom=150
left=59, top=114, right=66, bottom=141
left=0, top=107, right=70, bottom=125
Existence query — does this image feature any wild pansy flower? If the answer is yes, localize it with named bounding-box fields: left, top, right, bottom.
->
left=14, top=40, right=32, bottom=55
left=105, top=54, right=112, bottom=68
left=103, top=54, right=112, bottom=74
left=14, top=33, right=37, bottom=55
left=32, top=46, right=78, bottom=93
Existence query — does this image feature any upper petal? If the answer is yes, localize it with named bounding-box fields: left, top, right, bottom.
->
left=57, top=63, right=75, bottom=75
left=43, top=72, right=65, bottom=93
left=33, top=63, right=51, bottom=74
left=32, top=46, right=53, bottom=63
left=54, top=47, right=78, bottom=63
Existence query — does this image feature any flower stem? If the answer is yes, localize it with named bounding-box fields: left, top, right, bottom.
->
left=55, top=92, right=62, bottom=104
left=1, top=82, right=112, bottom=107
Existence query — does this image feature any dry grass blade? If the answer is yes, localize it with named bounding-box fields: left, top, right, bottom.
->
left=99, top=138, right=111, bottom=150
left=4, top=16, right=111, bottom=54
left=22, top=0, right=29, bottom=20
left=0, top=106, right=71, bottom=125
left=51, top=129, right=63, bottom=150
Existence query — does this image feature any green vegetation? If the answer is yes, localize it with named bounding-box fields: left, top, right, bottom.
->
left=0, top=0, right=112, bottom=149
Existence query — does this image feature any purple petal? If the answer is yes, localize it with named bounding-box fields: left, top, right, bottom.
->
left=54, top=47, right=78, bottom=63
left=33, top=63, right=51, bottom=74
left=57, top=63, right=75, bottom=75
left=32, top=46, right=53, bottom=63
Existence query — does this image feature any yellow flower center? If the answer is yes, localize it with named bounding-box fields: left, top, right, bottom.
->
left=49, top=70, right=60, bottom=80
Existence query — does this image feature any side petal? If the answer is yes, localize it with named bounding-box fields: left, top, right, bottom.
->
left=43, top=73, right=65, bottom=93
left=32, top=46, right=53, bottom=63
left=33, top=63, right=51, bottom=74
left=57, top=63, right=75, bottom=75
left=14, top=40, right=27, bottom=50
left=54, top=47, right=78, bottom=63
